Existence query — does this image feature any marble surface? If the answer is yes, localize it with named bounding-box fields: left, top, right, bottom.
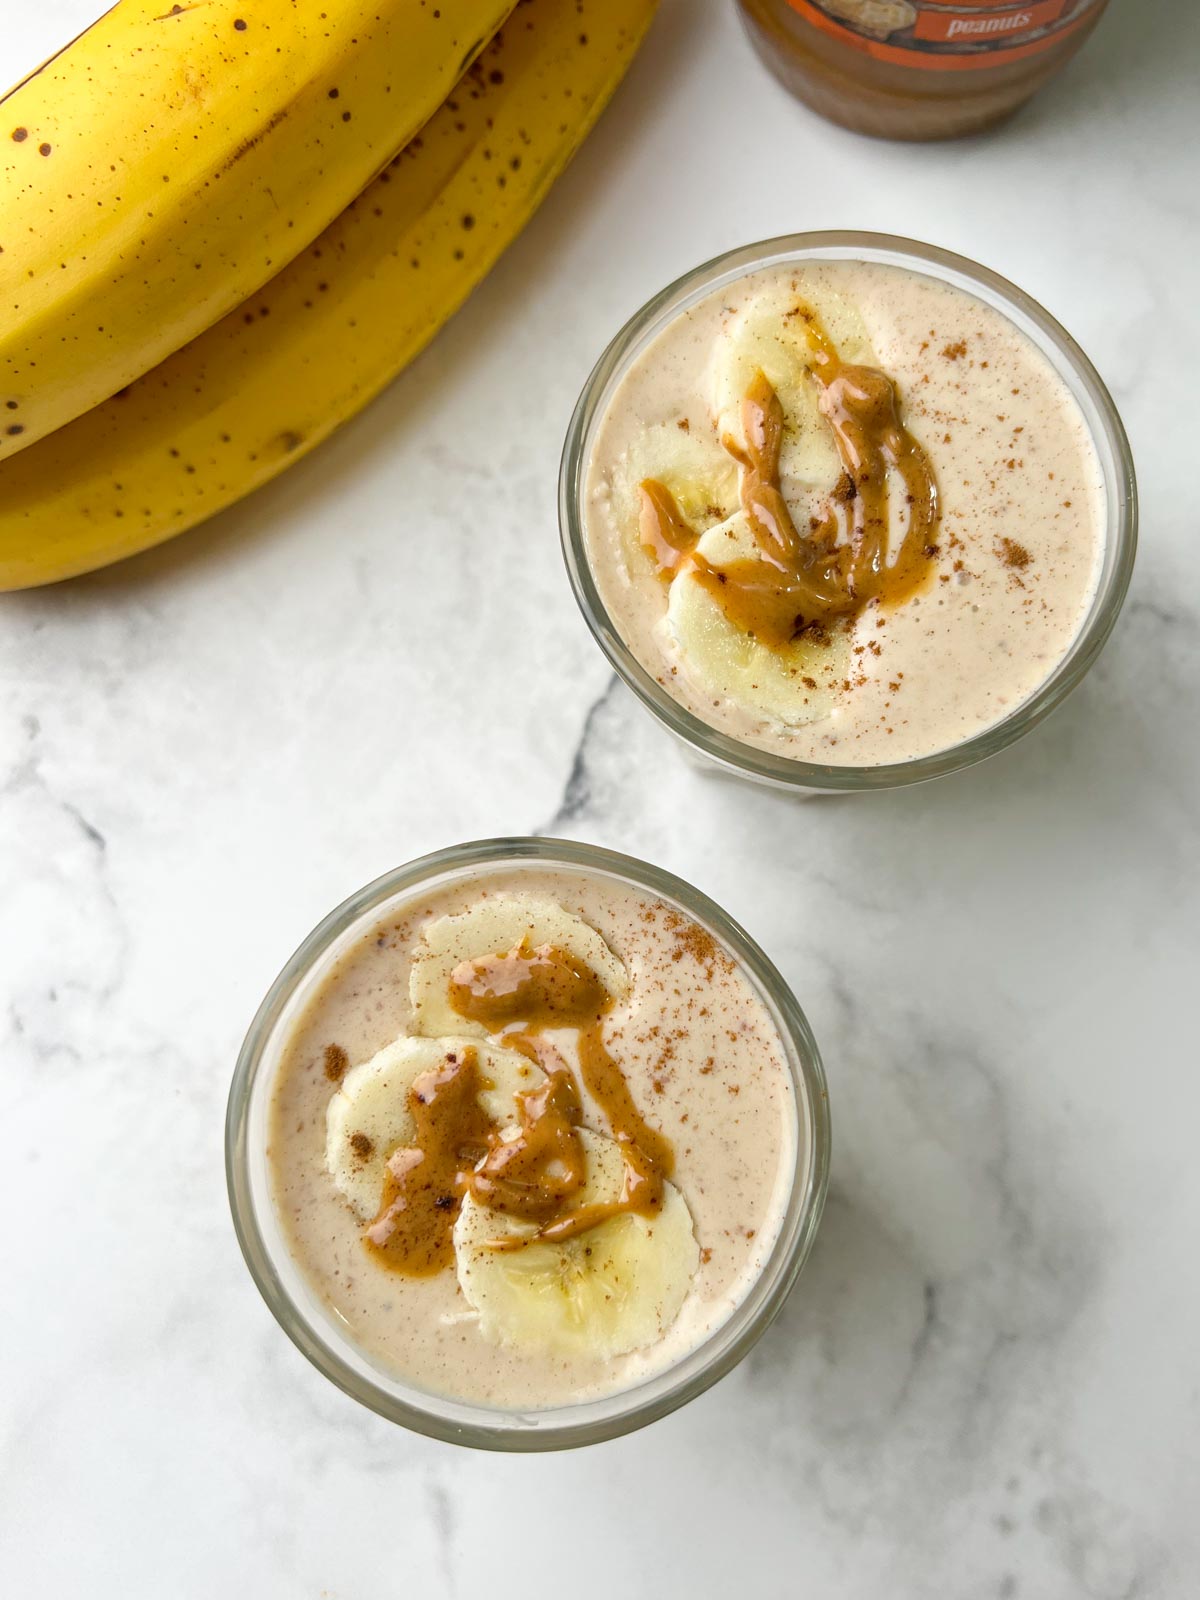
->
left=3, top=2, right=1198, bottom=1595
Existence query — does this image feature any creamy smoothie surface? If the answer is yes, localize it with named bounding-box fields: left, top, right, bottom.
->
left=268, top=864, right=799, bottom=1409
left=583, top=258, right=1106, bottom=765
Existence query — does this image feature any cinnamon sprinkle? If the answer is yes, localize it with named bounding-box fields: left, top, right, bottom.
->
left=996, top=537, right=1032, bottom=570
left=323, top=1044, right=349, bottom=1082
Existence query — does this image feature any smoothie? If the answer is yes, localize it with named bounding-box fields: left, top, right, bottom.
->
left=266, top=862, right=801, bottom=1409
left=582, top=256, right=1107, bottom=767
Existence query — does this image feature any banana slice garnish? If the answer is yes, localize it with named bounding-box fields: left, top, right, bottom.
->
left=664, top=511, right=850, bottom=726
left=453, top=1128, right=699, bottom=1360
left=325, top=1035, right=543, bottom=1222
left=409, top=895, right=630, bottom=1039
left=609, top=421, right=737, bottom=567
left=706, top=281, right=876, bottom=495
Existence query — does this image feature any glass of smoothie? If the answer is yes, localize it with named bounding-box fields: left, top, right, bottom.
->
left=226, top=838, right=829, bottom=1449
left=560, top=232, right=1137, bottom=791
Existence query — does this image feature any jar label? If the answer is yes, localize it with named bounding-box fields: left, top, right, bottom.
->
left=782, top=0, right=1105, bottom=70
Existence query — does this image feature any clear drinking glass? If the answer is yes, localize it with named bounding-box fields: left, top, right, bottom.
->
left=226, top=837, right=830, bottom=1451
left=559, top=231, right=1137, bottom=793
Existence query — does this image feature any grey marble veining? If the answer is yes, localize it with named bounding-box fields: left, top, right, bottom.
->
left=2, top=2, right=1199, bottom=1596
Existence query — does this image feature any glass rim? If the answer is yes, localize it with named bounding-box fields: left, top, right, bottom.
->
left=225, top=836, right=831, bottom=1451
left=559, top=230, right=1138, bottom=791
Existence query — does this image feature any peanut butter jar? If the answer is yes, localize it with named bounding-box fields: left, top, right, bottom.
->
left=737, top=0, right=1110, bottom=140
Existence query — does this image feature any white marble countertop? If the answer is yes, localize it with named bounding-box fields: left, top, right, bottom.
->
left=3, top=2, right=1198, bottom=1594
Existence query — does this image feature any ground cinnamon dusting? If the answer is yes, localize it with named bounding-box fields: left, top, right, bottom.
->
left=997, top=537, right=1032, bottom=570
left=323, top=1044, right=348, bottom=1082
left=662, top=910, right=730, bottom=980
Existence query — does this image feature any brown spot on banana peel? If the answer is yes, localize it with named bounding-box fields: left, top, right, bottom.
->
left=221, top=107, right=289, bottom=172
left=0, top=0, right=656, bottom=585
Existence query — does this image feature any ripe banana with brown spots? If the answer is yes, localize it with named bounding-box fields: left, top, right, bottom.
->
left=0, top=0, right=657, bottom=589
left=0, top=0, right=517, bottom=458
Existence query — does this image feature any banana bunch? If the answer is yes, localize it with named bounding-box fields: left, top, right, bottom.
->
left=0, top=0, right=657, bottom=589
left=326, top=895, right=699, bottom=1361
left=0, top=0, right=516, bottom=458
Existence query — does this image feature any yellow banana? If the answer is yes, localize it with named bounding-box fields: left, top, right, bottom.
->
left=0, top=0, right=517, bottom=457
left=0, top=0, right=656, bottom=589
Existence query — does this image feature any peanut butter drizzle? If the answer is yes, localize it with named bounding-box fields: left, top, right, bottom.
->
left=639, top=307, right=939, bottom=646
left=363, top=1046, right=493, bottom=1277
left=638, top=478, right=700, bottom=579
left=466, top=1067, right=662, bottom=1251
left=470, top=1070, right=588, bottom=1224
left=449, top=939, right=673, bottom=1246
left=448, top=939, right=608, bottom=1031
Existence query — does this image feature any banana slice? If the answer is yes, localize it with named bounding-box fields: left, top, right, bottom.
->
left=607, top=421, right=737, bottom=560
left=453, top=1129, right=699, bottom=1360
left=707, top=280, right=876, bottom=493
left=325, top=1035, right=543, bottom=1222
left=410, top=895, right=630, bottom=1039
left=665, top=512, right=850, bottom=727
